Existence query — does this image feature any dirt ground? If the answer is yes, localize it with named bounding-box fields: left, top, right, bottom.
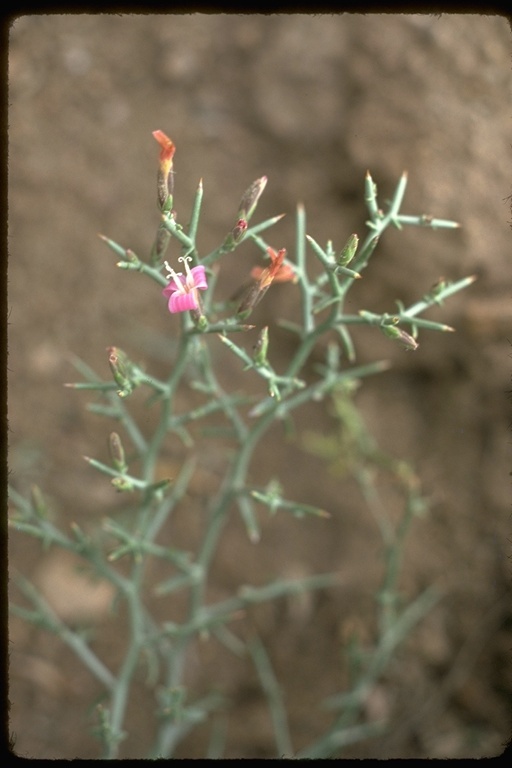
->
left=7, top=13, right=512, bottom=759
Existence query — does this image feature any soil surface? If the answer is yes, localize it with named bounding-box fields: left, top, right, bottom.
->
left=7, top=13, right=512, bottom=759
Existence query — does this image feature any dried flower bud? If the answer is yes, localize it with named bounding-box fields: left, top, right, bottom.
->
left=109, top=432, right=127, bottom=473
left=236, top=280, right=266, bottom=321
left=150, top=226, right=172, bottom=266
left=380, top=324, right=419, bottom=351
left=338, top=234, right=359, bottom=266
left=107, top=347, right=135, bottom=397
left=237, top=176, right=267, bottom=221
left=237, top=247, right=288, bottom=319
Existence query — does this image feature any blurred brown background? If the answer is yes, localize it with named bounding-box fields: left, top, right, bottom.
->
left=7, top=13, right=512, bottom=758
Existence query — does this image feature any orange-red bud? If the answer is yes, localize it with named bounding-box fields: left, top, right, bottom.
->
left=153, top=130, right=176, bottom=210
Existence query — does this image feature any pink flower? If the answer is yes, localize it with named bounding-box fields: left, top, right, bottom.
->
left=162, top=256, right=208, bottom=313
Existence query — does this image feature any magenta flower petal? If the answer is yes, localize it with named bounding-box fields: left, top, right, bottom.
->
left=190, top=265, right=208, bottom=291
left=168, top=291, right=198, bottom=314
left=163, top=279, right=182, bottom=296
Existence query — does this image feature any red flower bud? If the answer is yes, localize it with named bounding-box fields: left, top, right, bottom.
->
left=152, top=130, right=176, bottom=210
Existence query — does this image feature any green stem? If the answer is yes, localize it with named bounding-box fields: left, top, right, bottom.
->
left=13, top=576, right=115, bottom=690
left=141, top=331, right=193, bottom=485
left=106, top=571, right=146, bottom=758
